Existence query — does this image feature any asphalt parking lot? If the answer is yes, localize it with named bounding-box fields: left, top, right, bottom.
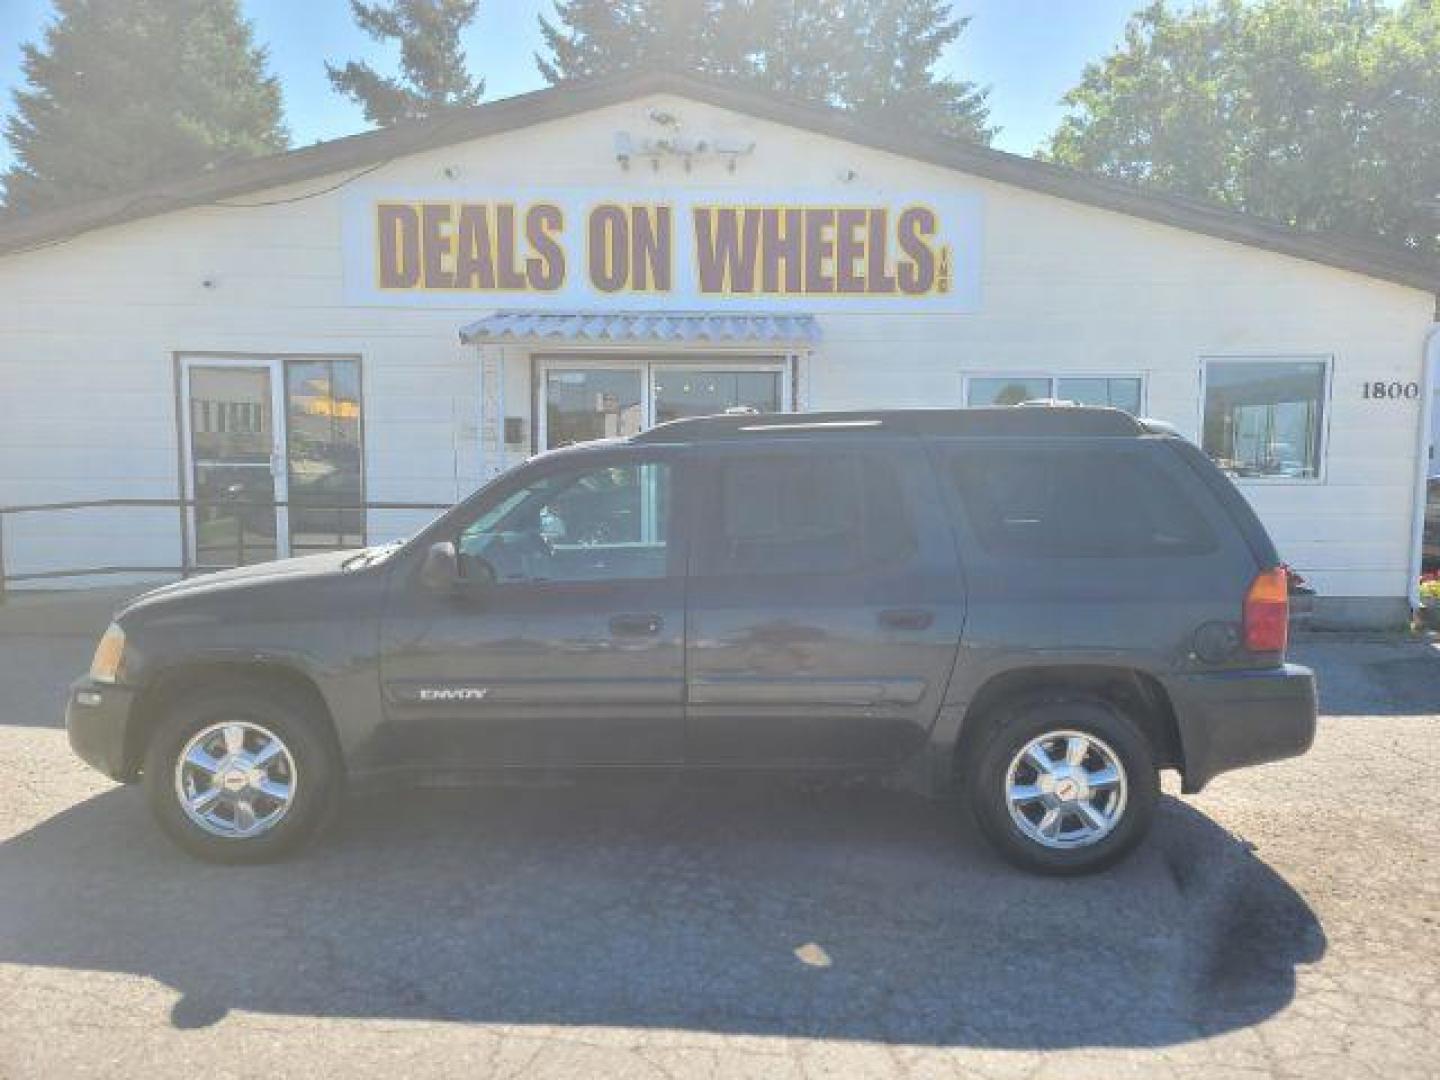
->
left=1, top=591, right=1437, bottom=1078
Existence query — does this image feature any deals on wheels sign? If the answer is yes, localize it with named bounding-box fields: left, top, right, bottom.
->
left=341, top=187, right=982, bottom=312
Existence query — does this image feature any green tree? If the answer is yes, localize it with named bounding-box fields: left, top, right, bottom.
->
left=327, top=0, right=484, bottom=127
left=834, top=1, right=992, bottom=140
left=2, top=0, right=287, bottom=214
left=1046, top=0, right=1440, bottom=259
left=537, top=0, right=994, bottom=142
left=537, top=0, right=740, bottom=83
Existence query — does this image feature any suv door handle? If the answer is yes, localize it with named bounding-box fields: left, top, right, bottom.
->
left=610, top=612, right=663, bottom=636
left=878, top=608, right=934, bottom=630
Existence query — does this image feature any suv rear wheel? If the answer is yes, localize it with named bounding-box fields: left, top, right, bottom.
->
left=965, top=697, right=1158, bottom=875
left=142, top=682, right=341, bottom=863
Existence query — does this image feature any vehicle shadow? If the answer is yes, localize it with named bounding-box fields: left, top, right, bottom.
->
left=0, top=780, right=1322, bottom=1048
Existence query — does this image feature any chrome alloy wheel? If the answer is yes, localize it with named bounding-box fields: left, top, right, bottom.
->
left=174, top=721, right=298, bottom=839
left=1004, top=729, right=1128, bottom=850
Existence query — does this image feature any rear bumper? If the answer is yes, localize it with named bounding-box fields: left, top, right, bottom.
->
left=65, top=678, right=137, bottom=782
left=1165, top=663, right=1317, bottom=793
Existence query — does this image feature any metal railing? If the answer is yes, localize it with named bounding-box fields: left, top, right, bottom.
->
left=0, top=497, right=455, bottom=602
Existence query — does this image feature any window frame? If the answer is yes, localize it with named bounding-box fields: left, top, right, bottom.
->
left=174, top=351, right=368, bottom=572
left=1198, top=354, right=1334, bottom=487
left=962, top=371, right=1148, bottom=414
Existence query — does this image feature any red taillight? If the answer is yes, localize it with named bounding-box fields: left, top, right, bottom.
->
left=1244, top=567, right=1289, bottom=653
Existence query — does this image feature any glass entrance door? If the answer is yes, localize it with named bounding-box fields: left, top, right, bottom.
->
left=183, top=355, right=367, bottom=569
left=285, top=358, right=366, bottom=555
left=539, top=357, right=788, bottom=451
left=544, top=368, right=645, bottom=448
left=183, top=362, right=285, bottom=568
left=652, top=368, right=783, bottom=424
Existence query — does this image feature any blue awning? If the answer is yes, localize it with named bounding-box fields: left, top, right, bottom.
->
left=459, top=310, right=821, bottom=346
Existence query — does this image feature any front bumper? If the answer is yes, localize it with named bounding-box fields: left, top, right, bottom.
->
left=65, top=678, right=137, bottom=781
left=1165, top=663, right=1317, bottom=793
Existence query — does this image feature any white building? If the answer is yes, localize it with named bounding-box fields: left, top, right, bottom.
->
left=1, top=72, right=1436, bottom=627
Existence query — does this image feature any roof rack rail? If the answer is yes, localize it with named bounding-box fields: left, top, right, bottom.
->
left=1137, top=417, right=1182, bottom=437
left=633, top=407, right=1145, bottom=443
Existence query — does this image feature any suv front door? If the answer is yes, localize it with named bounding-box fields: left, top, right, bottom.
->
left=684, top=440, right=965, bottom=766
left=378, top=446, right=689, bottom=768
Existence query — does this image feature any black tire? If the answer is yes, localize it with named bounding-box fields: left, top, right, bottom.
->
left=964, top=696, right=1159, bottom=876
left=142, top=680, right=342, bottom=864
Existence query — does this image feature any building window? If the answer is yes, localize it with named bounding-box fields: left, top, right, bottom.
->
left=545, top=369, right=645, bottom=446
left=966, top=374, right=1144, bottom=413
left=537, top=355, right=790, bottom=451
left=653, top=369, right=783, bottom=424
left=1202, top=359, right=1327, bottom=480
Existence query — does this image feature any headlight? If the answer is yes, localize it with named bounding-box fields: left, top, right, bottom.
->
left=89, top=623, right=126, bottom=684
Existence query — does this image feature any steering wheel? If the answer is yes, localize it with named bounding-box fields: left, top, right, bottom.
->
left=464, top=554, right=498, bottom=587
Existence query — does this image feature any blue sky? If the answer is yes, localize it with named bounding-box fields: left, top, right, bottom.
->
left=0, top=0, right=1148, bottom=170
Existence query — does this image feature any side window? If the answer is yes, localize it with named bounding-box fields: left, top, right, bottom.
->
left=966, top=375, right=1144, bottom=414
left=949, top=447, right=1217, bottom=558
left=1202, top=359, right=1327, bottom=479
left=702, top=452, right=917, bottom=576
left=457, top=460, right=670, bottom=583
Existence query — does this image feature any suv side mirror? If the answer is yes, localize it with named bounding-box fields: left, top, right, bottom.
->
left=419, top=541, right=459, bottom=592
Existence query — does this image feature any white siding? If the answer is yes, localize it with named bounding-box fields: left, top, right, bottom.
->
left=0, top=92, right=1433, bottom=606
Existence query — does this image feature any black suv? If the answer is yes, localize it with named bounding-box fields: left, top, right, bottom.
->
left=67, top=408, right=1316, bottom=874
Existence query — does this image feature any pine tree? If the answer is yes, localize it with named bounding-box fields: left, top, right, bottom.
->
left=537, top=0, right=738, bottom=83
left=745, top=0, right=848, bottom=105
left=2, top=0, right=288, bottom=214
left=327, top=0, right=484, bottom=127
left=834, top=1, right=993, bottom=141
left=536, top=0, right=993, bottom=143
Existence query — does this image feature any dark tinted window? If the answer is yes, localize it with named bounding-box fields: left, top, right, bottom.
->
left=704, top=453, right=917, bottom=575
left=949, top=447, right=1216, bottom=558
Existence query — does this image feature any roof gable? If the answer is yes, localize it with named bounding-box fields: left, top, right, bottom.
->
left=0, top=69, right=1435, bottom=292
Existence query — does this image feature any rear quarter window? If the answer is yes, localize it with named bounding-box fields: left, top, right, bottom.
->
left=948, top=445, right=1218, bottom=559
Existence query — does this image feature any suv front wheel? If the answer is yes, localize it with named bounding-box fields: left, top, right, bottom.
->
left=142, top=681, right=341, bottom=863
left=965, top=697, right=1159, bottom=875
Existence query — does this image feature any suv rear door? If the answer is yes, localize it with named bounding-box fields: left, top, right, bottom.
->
left=683, top=437, right=964, bottom=766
